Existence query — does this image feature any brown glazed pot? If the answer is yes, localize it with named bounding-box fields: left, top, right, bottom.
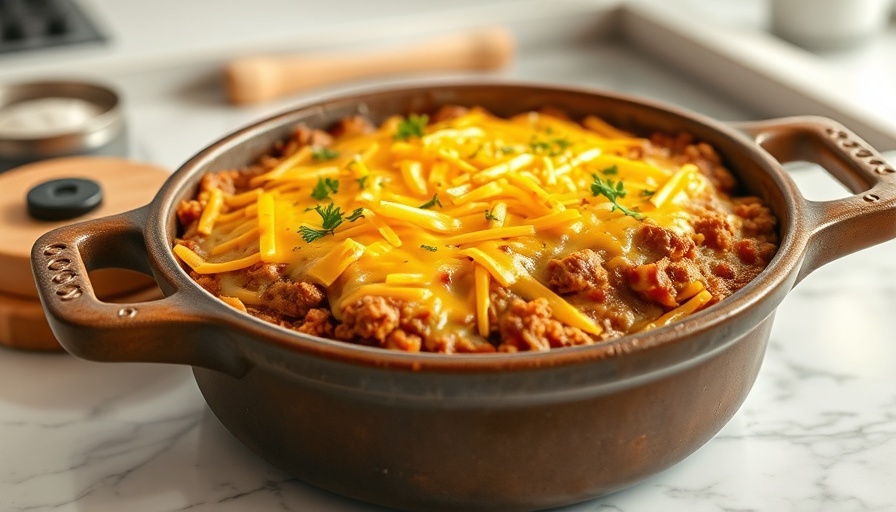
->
left=31, top=83, right=896, bottom=511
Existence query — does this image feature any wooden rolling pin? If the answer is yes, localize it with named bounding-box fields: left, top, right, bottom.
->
left=225, top=26, right=515, bottom=105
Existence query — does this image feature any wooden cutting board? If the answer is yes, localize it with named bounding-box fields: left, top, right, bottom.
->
left=0, top=156, right=170, bottom=350
left=0, top=286, right=163, bottom=351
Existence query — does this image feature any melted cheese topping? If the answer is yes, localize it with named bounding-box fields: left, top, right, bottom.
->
left=175, top=108, right=718, bottom=340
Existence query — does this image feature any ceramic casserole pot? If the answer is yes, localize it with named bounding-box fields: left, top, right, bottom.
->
left=31, top=83, right=896, bottom=511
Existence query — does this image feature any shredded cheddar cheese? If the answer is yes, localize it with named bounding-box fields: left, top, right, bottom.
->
left=174, top=106, right=779, bottom=353
left=197, top=188, right=224, bottom=235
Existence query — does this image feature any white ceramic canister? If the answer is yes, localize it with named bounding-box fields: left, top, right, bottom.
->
left=770, top=0, right=894, bottom=51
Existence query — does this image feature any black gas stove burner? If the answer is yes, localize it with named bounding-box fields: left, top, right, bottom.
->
left=0, top=0, right=104, bottom=55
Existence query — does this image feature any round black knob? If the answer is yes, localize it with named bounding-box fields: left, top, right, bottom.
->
left=26, top=177, right=103, bottom=221
left=2, top=19, right=27, bottom=41
left=45, top=14, right=69, bottom=35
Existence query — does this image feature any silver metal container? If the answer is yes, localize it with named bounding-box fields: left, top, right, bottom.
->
left=0, top=80, right=126, bottom=172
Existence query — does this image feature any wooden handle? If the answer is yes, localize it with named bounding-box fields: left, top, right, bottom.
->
left=225, top=26, right=515, bottom=105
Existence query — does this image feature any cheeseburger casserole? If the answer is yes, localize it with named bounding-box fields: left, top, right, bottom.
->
left=174, top=106, right=778, bottom=353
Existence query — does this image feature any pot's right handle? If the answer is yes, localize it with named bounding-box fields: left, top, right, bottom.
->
left=734, top=116, right=896, bottom=283
left=31, top=206, right=249, bottom=377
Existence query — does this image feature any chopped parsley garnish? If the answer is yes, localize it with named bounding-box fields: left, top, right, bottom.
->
left=499, top=146, right=517, bottom=155
left=418, top=193, right=442, bottom=209
left=393, top=114, right=429, bottom=141
left=484, top=209, right=502, bottom=222
left=298, top=203, right=364, bottom=242
left=311, top=177, right=340, bottom=201
left=311, top=147, right=339, bottom=161
left=601, top=165, right=619, bottom=176
left=356, top=175, right=369, bottom=189
left=528, top=136, right=571, bottom=156
left=345, top=207, right=365, bottom=222
left=591, top=174, right=643, bottom=220
left=528, top=140, right=550, bottom=152
left=640, top=189, right=656, bottom=197
left=420, top=244, right=438, bottom=252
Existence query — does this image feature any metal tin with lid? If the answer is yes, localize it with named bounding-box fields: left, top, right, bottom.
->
left=0, top=80, right=127, bottom=172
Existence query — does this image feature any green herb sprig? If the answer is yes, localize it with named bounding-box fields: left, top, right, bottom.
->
left=591, top=173, right=643, bottom=220
left=299, top=203, right=364, bottom=242
left=418, top=193, right=442, bottom=209
left=393, top=114, right=429, bottom=141
left=528, top=136, right=571, bottom=156
left=311, top=177, right=340, bottom=201
left=311, top=147, right=339, bottom=161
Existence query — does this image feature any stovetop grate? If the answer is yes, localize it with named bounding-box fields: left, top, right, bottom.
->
left=0, top=0, right=104, bottom=55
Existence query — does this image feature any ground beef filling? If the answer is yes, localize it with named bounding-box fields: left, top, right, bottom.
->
left=176, top=113, right=778, bottom=354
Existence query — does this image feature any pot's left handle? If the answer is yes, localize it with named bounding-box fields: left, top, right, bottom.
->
left=31, top=207, right=249, bottom=377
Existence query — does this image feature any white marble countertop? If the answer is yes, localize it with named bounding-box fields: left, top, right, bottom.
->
left=2, top=1, right=896, bottom=510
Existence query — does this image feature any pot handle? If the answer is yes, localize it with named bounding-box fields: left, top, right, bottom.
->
left=733, top=116, right=896, bottom=283
left=30, top=206, right=249, bottom=377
